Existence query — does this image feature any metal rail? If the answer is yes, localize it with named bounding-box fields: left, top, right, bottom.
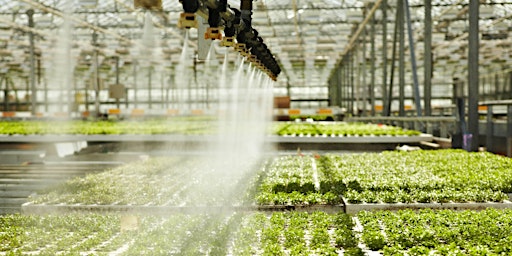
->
left=479, top=100, right=512, bottom=156
left=347, top=116, right=456, bottom=138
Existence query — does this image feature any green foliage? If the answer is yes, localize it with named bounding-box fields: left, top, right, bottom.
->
left=6, top=206, right=512, bottom=255
left=335, top=229, right=358, bottom=248
left=0, top=120, right=420, bottom=137
left=273, top=122, right=421, bottom=137
left=0, top=118, right=216, bottom=136
left=232, top=211, right=357, bottom=255
left=362, top=231, right=387, bottom=250
left=257, top=149, right=512, bottom=205
left=31, top=156, right=259, bottom=206
left=289, top=243, right=308, bottom=256
left=0, top=214, right=119, bottom=254
left=358, top=208, right=512, bottom=255
left=344, top=247, right=365, bottom=256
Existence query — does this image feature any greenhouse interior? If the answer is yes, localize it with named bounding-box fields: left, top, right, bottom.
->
left=1, top=0, right=512, bottom=255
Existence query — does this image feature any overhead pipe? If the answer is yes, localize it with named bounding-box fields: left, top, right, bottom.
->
left=217, top=0, right=227, bottom=12
left=220, top=7, right=239, bottom=47
left=203, top=0, right=237, bottom=25
left=238, top=0, right=281, bottom=78
left=240, top=0, right=253, bottom=28
left=236, top=0, right=255, bottom=55
left=182, top=0, right=199, bottom=13
left=204, top=0, right=226, bottom=40
left=205, top=7, right=222, bottom=40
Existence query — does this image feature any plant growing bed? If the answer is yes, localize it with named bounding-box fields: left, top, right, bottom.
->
left=0, top=213, right=120, bottom=255
left=356, top=208, right=512, bottom=254
left=0, top=118, right=214, bottom=135
left=11, top=152, right=512, bottom=255
left=256, top=150, right=512, bottom=210
left=5, top=208, right=512, bottom=255
left=26, top=157, right=260, bottom=208
left=0, top=211, right=363, bottom=255
left=27, top=149, right=512, bottom=212
left=272, top=122, right=421, bottom=137
left=0, top=120, right=418, bottom=138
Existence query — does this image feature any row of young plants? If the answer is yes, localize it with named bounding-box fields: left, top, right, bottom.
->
left=232, top=211, right=363, bottom=256
left=31, top=149, right=512, bottom=206
left=0, top=119, right=419, bottom=137
left=4, top=209, right=512, bottom=255
left=256, top=149, right=512, bottom=205
left=30, top=156, right=259, bottom=206
left=273, top=122, right=421, bottom=137
left=0, top=119, right=213, bottom=135
left=0, top=213, right=120, bottom=255
left=357, top=208, right=512, bottom=255
left=255, top=155, right=341, bottom=205
left=0, top=211, right=362, bottom=255
left=288, top=114, right=334, bottom=121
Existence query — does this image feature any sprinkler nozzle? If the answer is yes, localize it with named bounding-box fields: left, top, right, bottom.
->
left=248, top=55, right=258, bottom=63
left=220, top=36, right=236, bottom=47
left=235, top=43, right=246, bottom=53
left=204, top=27, right=223, bottom=40
left=178, top=13, right=198, bottom=29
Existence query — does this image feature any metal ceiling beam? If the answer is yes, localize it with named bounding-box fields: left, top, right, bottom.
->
left=341, top=0, right=382, bottom=57
left=19, top=0, right=131, bottom=43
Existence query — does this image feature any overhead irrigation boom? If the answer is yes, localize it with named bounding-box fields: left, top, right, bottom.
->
left=135, top=0, right=281, bottom=81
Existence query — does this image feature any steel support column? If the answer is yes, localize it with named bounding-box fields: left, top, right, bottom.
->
left=399, top=0, right=405, bottom=116
left=27, top=9, right=37, bottom=116
left=2, top=77, right=7, bottom=111
left=381, top=0, right=388, bottom=116
left=387, top=6, right=399, bottom=117
left=148, top=67, right=153, bottom=109
left=404, top=0, right=422, bottom=117
left=370, top=14, right=376, bottom=116
left=328, top=76, right=334, bottom=106
left=486, top=105, right=493, bottom=152
left=115, top=56, right=120, bottom=109
left=509, top=71, right=512, bottom=98
left=134, top=61, right=138, bottom=108
left=468, top=0, right=479, bottom=151
left=424, top=0, right=432, bottom=116
left=337, top=65, right=343, bottom=107
left=342, top=59, right=347, bottom=110
left=340, top=59, right=344, bottom=109
left=362, top=27, right=368, bottom=116
left=92, top=32, right=101, bottom=118
left=349, top=52, right=354, bottom=115
left=347, top=55, right=352, bottom=113
left=508, top=105, right=512, bottom=157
